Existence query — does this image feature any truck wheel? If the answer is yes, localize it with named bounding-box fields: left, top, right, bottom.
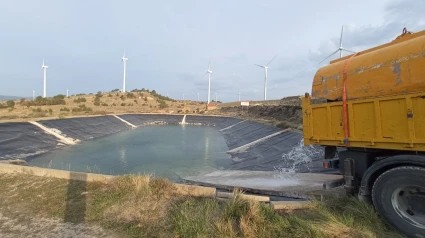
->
left=372, top=166, right=425, bottom=237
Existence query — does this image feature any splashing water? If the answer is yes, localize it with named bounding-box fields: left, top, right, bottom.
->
left=275, top=139, right=324, bottom=178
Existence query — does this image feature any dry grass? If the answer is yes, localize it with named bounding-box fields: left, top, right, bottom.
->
left=0, top=173, right=403, bottom=238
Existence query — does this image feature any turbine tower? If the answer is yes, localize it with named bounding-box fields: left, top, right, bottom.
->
left=122, top=53, right=128, bottom=93
left=66, top=89, right=69, bottom=97
left=238, top=90, right=241, bottom=102
left=197, top=92, right=199, bottom=101
left=215, top=92, right=218, bottom=102
left=319, top=25, right=356, bottom=64
left=255, top=55, right=277, bottom=101
left=203, top=61, right=213, bottom=104
left=33, top=90, right=35, bottom=100
left=41, top=59, right=48, bottom=98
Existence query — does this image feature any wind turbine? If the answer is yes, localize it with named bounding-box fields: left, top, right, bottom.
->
left=319, top=25, right=356, bottom=64
left=41, top=59, right=48, bottom=98
left=33, top=90, right=35, bottom=100
left=255, top=55, right=277, bottom=101
left=66, top=89, right=69, bottom=97
left=215, top=93, right=218, bottom=102
left=122, top=53, right=128, bottom=93
left=197, top=92, right=200, bottom=101
left=202, top=61, right=213, bottom=104
left=238, top=90, right=241, bottom=102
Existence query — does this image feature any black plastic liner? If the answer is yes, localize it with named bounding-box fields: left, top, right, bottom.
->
left=185, top=116, right=243, bottom=129
left=119, top=114, right=184, bottom=126
left=39, top=116, right=131, bottom=141
left=221, top=121, right=282, bottom=150
left=0, top=122, right=61, bottom=160
left=228, top=130, right=324, bottom=172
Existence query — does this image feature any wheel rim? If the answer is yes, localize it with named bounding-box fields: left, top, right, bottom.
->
left=391, top=185, right=425, bottom=229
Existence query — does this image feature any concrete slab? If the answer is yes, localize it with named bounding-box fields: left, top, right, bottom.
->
left=183, top=170, right=343, bottom=199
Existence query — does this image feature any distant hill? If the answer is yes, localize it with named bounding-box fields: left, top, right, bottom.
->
left=0, top=95, right=29, bottom=101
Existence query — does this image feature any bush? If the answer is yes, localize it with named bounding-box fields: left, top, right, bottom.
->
left=6, top=100, right=15, bottom=108
left=133, top=99, right=138, bottom=104
left=94, top=97, right=101, bottom=106
left=101, top=103, right=108, bottom=106
left=144, top=97, right=148, bottom=102
left=120, top=95, right=126, bottom=101
left=108, top=94, right=113, bottom=97
left=74, top=97, right=87, bottom=103
left=126, top=92, right=135, bottom=98
left=96, top=91, right=103, bottom=97
left=158, top=100, right=168, bottom=109
left=111, top=89, right=120, bottom=92
left=121, top=103, right=126, bottom=106
left=60, top=107, right=70, bottom=112
left=72, top=104, right=93, bottom=113
left=48, top=108, right=53, bottom=115
left=33, top=108, right=42, bottom=113
left=112, top=103, right=117, bottom=106
left=150, top=90, right=175, bottom=102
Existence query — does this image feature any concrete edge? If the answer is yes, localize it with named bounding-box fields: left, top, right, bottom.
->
left=216, top=191, right=270, bottom=202
left=270, top=201, right=313, bottom=210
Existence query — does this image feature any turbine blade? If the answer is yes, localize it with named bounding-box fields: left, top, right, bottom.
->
left=254, top=64, right=265, bottom=68
left=342, top=48, right=356, bottom=53
left=340, top=25, right=344, bottom=48
left=319, top=49, right=340, bottom=64
left=266, top=55, right=277, bottom=66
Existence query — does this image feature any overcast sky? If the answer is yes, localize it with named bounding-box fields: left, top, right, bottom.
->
left=0, top=0, right=424, bottom=102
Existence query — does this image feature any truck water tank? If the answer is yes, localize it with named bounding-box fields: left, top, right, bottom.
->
left=312, top=29, right=425, bottom=101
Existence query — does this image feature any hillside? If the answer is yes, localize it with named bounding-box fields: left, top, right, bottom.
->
left=0, top=95, right=28, bottom=101
left=0, top=90, right=207, bottom=122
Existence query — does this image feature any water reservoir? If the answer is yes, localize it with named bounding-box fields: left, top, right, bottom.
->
left=28, top=125, right=231, bottom=181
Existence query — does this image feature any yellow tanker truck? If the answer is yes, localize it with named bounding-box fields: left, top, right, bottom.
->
left=302, top=28, right=425, bottom=236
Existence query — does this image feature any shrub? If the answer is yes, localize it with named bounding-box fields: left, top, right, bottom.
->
left=158, top=100, right=168, bottom=109
left=72, top=104, right=92, bottom=113
left=74, top=97, right=87, bottom=103
left=120, top=95, right=126, bottom=101
left=108, top=94, right=113, bottom=97
left=33, top=108, right=42, bottom=113
left=133, top=99, right=138, bottom=104
left=60, top=107, right=70, bottom=112
left=48, top=108, right=53, bottom=115
left=96, top=91, right=103, bottom=97
left=101, top=103, right=108, bottom=106
left=121, top=103, right=126, bottom=106
left=94, top=97, right=101, bottom=106
left=111, top=89, right=120, bottom=92
left=126, top=92, right=135, bottom=98
left=112, top=103, right=117, bottom=106
left=6, top=100, right=15, bottom=108
left=144, top=97, right=148, bottom=102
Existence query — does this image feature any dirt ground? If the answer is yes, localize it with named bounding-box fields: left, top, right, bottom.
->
left=0, top=212, right=116, bottom=238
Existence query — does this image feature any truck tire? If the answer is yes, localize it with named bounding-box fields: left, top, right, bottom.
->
left=372, top=166, right=425, bottom=237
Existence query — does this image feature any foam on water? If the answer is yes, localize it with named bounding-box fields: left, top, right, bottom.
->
left=275, top=139, right=324, bottom=178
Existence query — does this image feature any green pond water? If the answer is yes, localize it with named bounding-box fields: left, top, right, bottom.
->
left=28, top=125, right=231, bottom=181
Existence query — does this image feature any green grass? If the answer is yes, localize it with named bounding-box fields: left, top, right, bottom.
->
left=0, top=173, right=402, bottom=238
